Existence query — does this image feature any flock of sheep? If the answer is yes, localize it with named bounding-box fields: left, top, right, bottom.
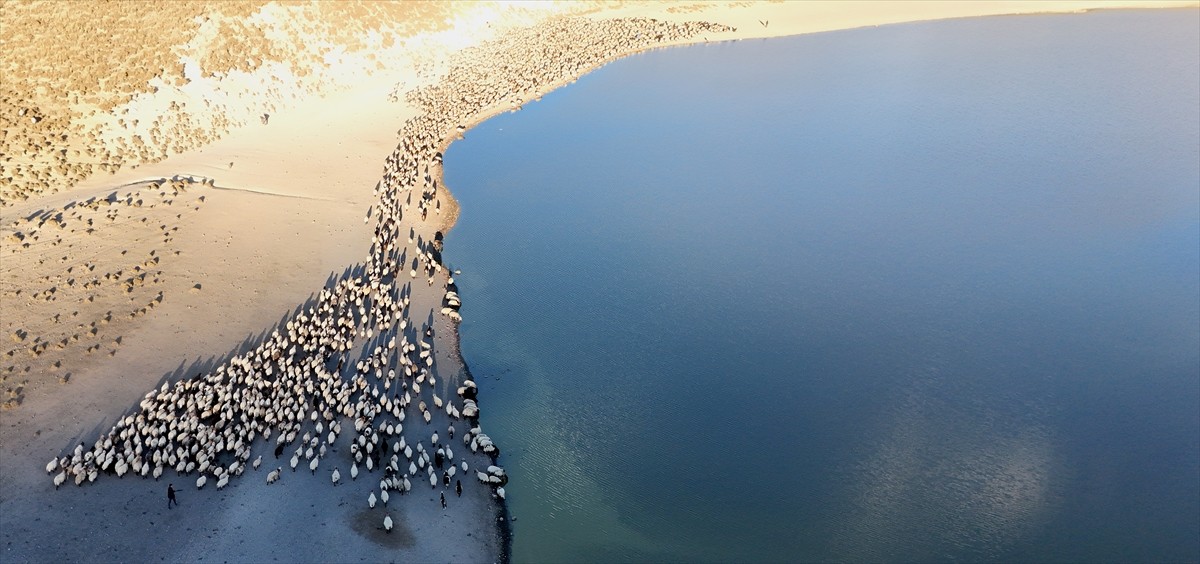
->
left=46, top=16, right=732, bottom=534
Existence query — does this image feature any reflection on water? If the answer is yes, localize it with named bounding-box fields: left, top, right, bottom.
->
left=833, top=352, right=1056, bottom=561
left=446, top=9, right=1199, bottom=563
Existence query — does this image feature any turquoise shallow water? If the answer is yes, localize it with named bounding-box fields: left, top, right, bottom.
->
left=445, top=10, right=1200, bottom=563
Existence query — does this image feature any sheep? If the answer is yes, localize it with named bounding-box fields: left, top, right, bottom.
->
left=350, top=462, right=359, bottom=480
left=216, top=474, right=229, bottom=489
left=383, top=514, right=393, bottom=533
left=267, top=467, right=281, bottom=484
left=331, top=468, right=341, bottom=485
left=380, top=489, right=390, bottom=506
left=53, top=471, right=67, bottom=489
left=46, top=458, right=59, bottom=474
left=252, top=455, right=262, bottom=470
left=30, top=22, right=698, bottom=492
left=368, top=491, right=377, bottom=508
left=196, top=475, right=207, bottom=489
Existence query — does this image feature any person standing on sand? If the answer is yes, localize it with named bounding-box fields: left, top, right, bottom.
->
left=167, top=484, right=178, bottom=509
left=441, top=492, right=447, bottom=510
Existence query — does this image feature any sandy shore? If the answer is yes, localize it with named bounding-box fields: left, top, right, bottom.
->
left=2, top=1, right=1194, bottom=562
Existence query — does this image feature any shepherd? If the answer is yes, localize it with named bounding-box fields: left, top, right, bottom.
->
left=167, top=483, right=178, bottom=509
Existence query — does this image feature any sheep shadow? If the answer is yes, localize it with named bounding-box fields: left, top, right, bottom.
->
left=71, top=262, right=374, bottom=450
left=350, top=505, right=416, bottom=548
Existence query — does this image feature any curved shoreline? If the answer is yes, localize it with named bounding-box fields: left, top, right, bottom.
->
left=421, top=5, right=1199, bottom=561
left=414, top=19, right=745, bottom=562
left=427, top=8, right=1200, bottom=564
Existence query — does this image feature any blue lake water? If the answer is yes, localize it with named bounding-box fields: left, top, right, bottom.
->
left=444, top=10, right=1200, bottom=562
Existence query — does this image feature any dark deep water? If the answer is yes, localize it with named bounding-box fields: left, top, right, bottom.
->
left=444, top=9, right=1200, bottom=563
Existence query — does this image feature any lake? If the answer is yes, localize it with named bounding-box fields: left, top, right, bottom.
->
left=445, top=9, right=1200, bottom=562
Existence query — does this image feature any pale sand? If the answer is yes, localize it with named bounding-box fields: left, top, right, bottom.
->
left=1, top=1, right=1193, bottom=562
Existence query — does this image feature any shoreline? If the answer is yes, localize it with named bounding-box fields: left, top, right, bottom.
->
left=435, top=8, right=1200, bottom=562
left=420, top=4, right=1199, bottom=562
left=2, top=3, right=1196, bottom=563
